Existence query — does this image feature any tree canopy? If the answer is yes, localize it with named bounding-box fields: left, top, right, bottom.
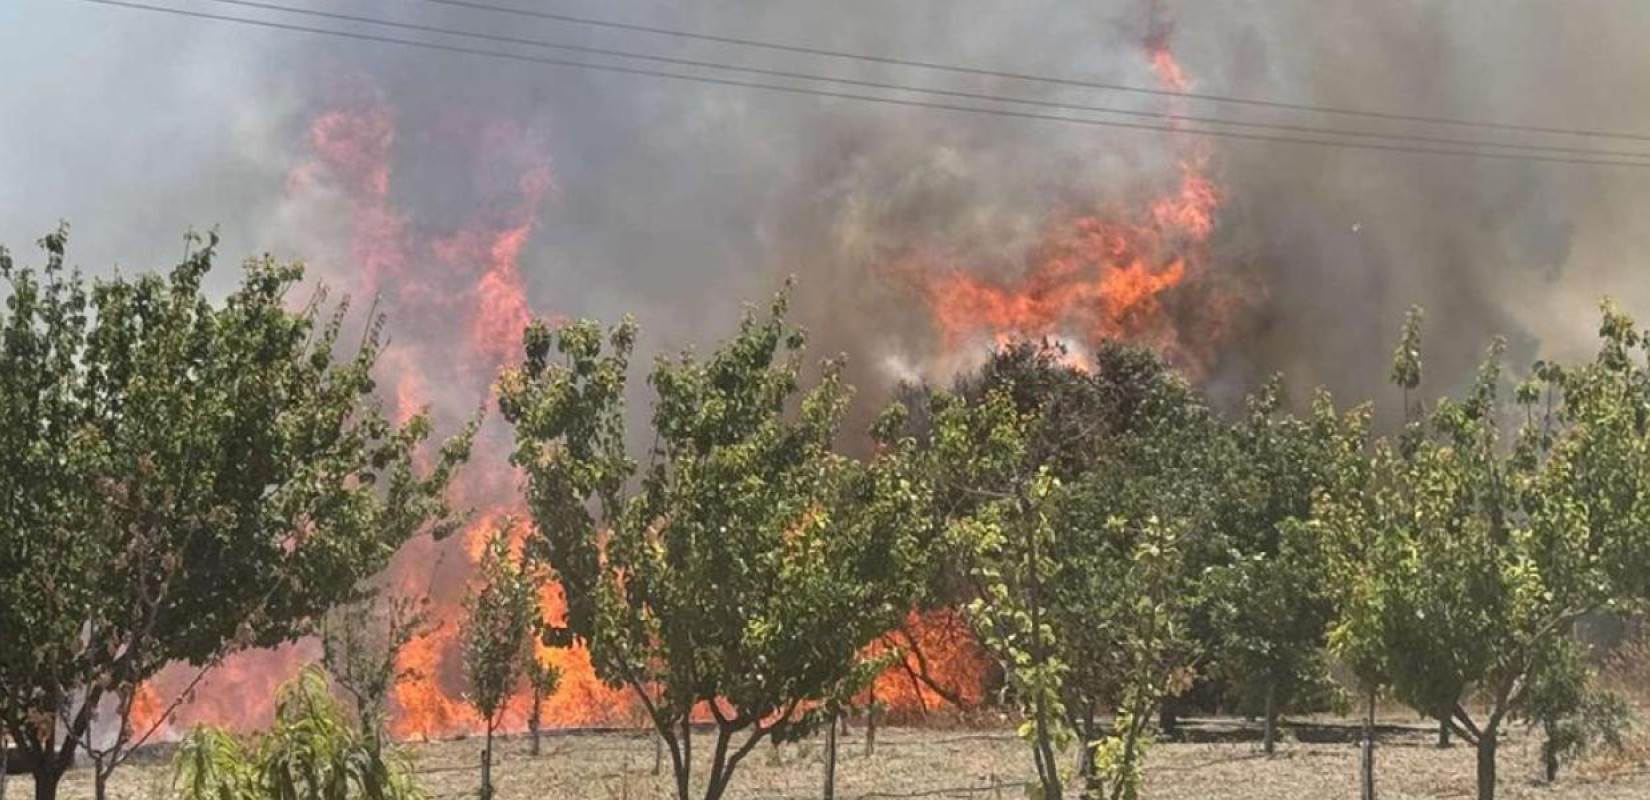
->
left=1319, top=303, right=1650, bottom=800
left=498, top=288, right=934, bottom=800
left=0, top=228, right=473, bottom=800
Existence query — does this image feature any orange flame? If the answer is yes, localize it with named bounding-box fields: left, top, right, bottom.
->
left=906, top=155, right=1220, bottom=369
left=873, top=32, right=1232, bottom=708
left=898, top=30, right=1227, bottom=374
left=142, top=33, right=1231, bottom=740
left=865, top=609, right=992, bottom=718
left=127, top=683, right=164, bottom=735
left=145, top=79, right=633, bottom=739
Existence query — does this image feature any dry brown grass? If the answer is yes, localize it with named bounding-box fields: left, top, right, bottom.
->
left=1580, top=628, right=1650, bottom=784
left=22, top=716, right=1650, bottom=800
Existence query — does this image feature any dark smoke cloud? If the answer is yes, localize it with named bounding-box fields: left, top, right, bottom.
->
left=5, top=0, right=1650, bottom=427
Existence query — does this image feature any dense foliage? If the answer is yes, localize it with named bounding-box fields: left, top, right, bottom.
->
left=1319, top=304, right=1650, bottom=800
left=1203, top=381, right=1346, bottom=752
left=894, top=342, right=1337, bottom=798
left=497, top=289, right=935, bottom=800
left=6, top=230, right=1650, bottom=800
left=170, top=666, right=425, bottom=800
left=0, top=229, right=473, bottom=800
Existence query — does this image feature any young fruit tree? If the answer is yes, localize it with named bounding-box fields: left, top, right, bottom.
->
left=169, top=664, right=426, bottom=800
left=497, top=288, right=934, bottom=800
left=320, top=593, right=432, bottom=740
left=0, top=228, right=474, bottom=800
left=462, top=526, right=542, bottom=800
left=1315, top=303, right=1650, bottom=800
left=523, top=650, right=560, bottom=759
left=910, top=341, right=1213, bottom=800
left=1204, top=381, right=1344, bottom=755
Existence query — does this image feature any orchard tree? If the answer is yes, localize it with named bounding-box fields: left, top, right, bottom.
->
left=1204, top=381, right=1344, bottom=754
left=462, top=526, right=540, bottom=800
left=1077, top=516, right=1193, bottom=800
left=497, top=287, right=934, bottom=800
left=911, top=341, right=1216, bottom=799
left=1316, top=302, right=1650, bottom=800
left=522, top=651, right=560, bottom=758
left=320, top=590, right=433, bottom=799
left=321, top=593, right=432, bottom=734
left=0, top=228, right=474, bottom=800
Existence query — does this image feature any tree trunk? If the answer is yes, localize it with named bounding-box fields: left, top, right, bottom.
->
left=702, top=726, right=736, bottom=800
left=864, top=691, right=876, bottom=759
left=676, top=715, right=693, bottom=800
left=480, top=725, right=494, bottom=800
left=1541, top=718, right=1559, bottom=782
left=1359, top=690, right=1376, bottom=800
left=1262, top=682, right=1278, bottom=756
left=1476, top=729, right=1497, bottom=800
left=1437, top=719, right=1452, bottom=748
left=31, top=767, right=58, bottom=800
left=1115, top=715, right=1145, bottom=800
left=1158, top=701, right=1179, bottom=738
left=28, top=743, right=67, bottom=800
left=1030, top=694, right=1062, bottom=800
left=822, top=710, right=838, bottom=800
left=1077, top=712, right=1098, bottom=789
left=529, top=690, right=542, bottom=757
left=92, top=767, right=109, bottom=800
left=1, top=738, right=9, bottom=800
left=653, top=731, right=663, bottom=776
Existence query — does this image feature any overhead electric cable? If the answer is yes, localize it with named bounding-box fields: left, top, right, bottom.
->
left=171, top=0, right=1650, bottom=161
left=410, top=0, right=1650, bottom=144
left=66, top=0, right=1650, bottom=169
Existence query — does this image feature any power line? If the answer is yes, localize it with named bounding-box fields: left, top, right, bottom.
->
left=408, top=0, right=1650, bottom=144
left=66, top=0, right=1650, bottom=169
left=178, top=0, right=1650, bottom=161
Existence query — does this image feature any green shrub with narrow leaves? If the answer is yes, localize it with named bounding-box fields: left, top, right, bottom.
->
left=170, top=665, right=425, bottom=800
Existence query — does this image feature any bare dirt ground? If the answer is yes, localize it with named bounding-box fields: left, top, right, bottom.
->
left=29, top=716, right=1650, bottom=799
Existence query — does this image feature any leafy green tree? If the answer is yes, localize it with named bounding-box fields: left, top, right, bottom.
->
left=170, top=665, right=426, bottom=800
left=497, top=288, right=933, bottom=800
left=523, top=651, right=560, bottom=758
left=462, top=526, right=539, bottom=800
left=1523, top=651, right=1631, bottom=782
left=1081, top=515, right=1193, bottom=800
left=1317, top=302, right=1650, bottom=800
left=0, top=228, right=473, bottom=800
left=910, top=341, right=1216, bottom=799
left=956, top=462, right=1073, bottom=800
left=1204, top=381, right=1344, bottom=754
left=172, top=724, right=257, bottom=800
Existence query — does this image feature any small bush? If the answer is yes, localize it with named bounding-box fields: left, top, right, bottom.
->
left=170, top=665, right=426, bottom=800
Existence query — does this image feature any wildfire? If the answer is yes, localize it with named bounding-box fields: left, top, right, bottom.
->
left=139, top=24, right=1231, bottom=743
left=297, top=91, right=636, bottom=740
left=900, top=27, right=1227, bottom=373
left=143, top=80, right=639, bottom=740
left=865, top=610, right=993, bottom=719
left=904, top=159, right=1221, bottom=370
left=127, top=683, right=164, bottom=736
left=871, top=31, right=1234, bottom=713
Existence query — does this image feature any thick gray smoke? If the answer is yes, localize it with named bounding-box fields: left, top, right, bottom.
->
left=8, top=0, right=1650, bottom=733
left=5, top=0, right=1650, bottom=420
